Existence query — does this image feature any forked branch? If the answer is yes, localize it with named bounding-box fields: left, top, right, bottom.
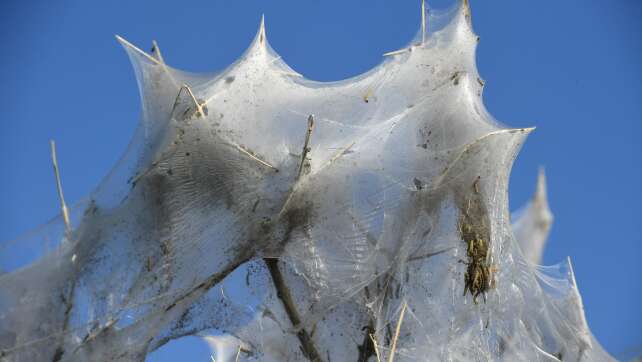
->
left=264, top=115, right=323, bottom=361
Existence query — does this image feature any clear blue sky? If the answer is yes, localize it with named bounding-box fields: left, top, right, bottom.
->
left=1, top=0, right=640, bottom=359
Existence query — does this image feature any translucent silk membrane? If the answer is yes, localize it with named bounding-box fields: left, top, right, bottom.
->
left=0, top=2, right=613, bottom=361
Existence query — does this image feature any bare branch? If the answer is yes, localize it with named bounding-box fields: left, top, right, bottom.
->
left=265, top=259, right=323, bottom=362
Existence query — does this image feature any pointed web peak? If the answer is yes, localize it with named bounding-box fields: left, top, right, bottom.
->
left=461, top=0, right=470, bottom=16
left=535, top=166, right=549, bottom=204
left=243, top=14, right=271, bottom=59
left=566, top=256, right=577, bottom=286
left=383, top=0, right=428, bottom=55
left=256, top=14, right=267, bottom=46
left=115, top=35, right=160, bottom=66
left=532, top=166, right=553, bottom=226
left=510, top=126, right=536, bottom=136
left=421, top=0, right=427, bottom=44
left=115, top=34, right=181, bottom=122
left=151, top=40, right=165, bottom=63
left=428, top=0, right=477, bottom=45
left=566, top=256, right=593, bottom=346
left=460, top=0, right=475, bottom=33
left=241, top=14, right=302, bottom=77
left=385, top=0, right=476, bottom=57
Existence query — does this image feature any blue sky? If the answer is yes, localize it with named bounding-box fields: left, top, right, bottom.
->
left=1, top=0, right=640, bottom=359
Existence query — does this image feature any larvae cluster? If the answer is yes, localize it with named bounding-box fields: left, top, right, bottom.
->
left=458, top=176, right=494, bottom=304
left=460, top=223, right=493, bottom=303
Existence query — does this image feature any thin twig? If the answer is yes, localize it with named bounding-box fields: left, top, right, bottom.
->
left=182, top=84, right=205, bottom=118
left=50, top=140, right=72, bottom=240
left=388, top=301, right=407, bottom=362
left=169, top=86, right=186, bottom=117
left=258, top=14, right=266, bottom=45
left=383, top=48, right=410, bottom=57
left=275, top=115, right=320, bottom=218
left=280, top=71, right=303, bottom=77
left=297, top=115, right=315, bottom=180
left=407, top=247, right=453, bottom=262
left=167, top=84, right=206, bottom=120
left=115, top=35, right=161, bottom=65
left=318, top=142, right=355, bottom=175
left=233, top=143, right=279, bottom=172
left=370, top=334, right=382, bottom=362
